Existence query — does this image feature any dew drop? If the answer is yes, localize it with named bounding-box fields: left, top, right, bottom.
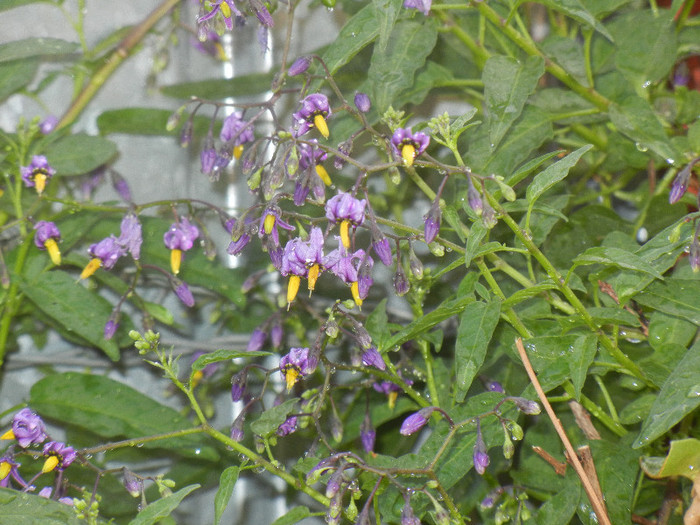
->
left=686, top=385, right=700, bottom=398
left=635, top=142, right=649, bottom=152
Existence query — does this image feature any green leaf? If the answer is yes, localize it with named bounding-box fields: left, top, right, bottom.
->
left=380, top=294, right=475, bottom=352
left=590, top=436, right=640, bottom=523
left=540, top=36, right=587, bottom=85
left=142, top=301, right=174, bottom=326
left=506, top=150, right=562, bottom=187
left=321, top=4, right=380, bottom=76
left=609, top=11, right=677, bottom=90
left=192, top=349, right=271, bottom=371
left=641, top=438, right=700, bottom=480
left=0, top=59, right=38, bottom=102
left=647, top=312, right=697, bottom=352
left=609, top=96, right=681, bottom=165
left=97, top=108, right=209, bottom=136
left=250, top=398, right=299, bottom=437
left=30, top=372, right=218, bottom=460
left=128, top=484, right=200, bottom=525
left=213, top=467, right=239, bottom=525
left=634, top=339, right=700, bottom=447
left=18, top=270, right=120, bottom=361
left=160, top=72, right=274, bottom=99
left=483, top=55, right=544, bottom=150
left=634, top=278, right=700, bottom=326
left=44, top=133, right=118, bottom=175
left=454, top=300, right=501, bottom=402
left=368, top=19, right=438, bottom=113
left=502, top=282, right=559, bottom=308
left=0, top=37, right=78, bottom=63
left=571, top=246, right=665, bottom=280
left=569, top=334, right=597, bottom=400
left=270, top=507, right=313, bottom=525
left=373, top=0, right=403, bottom=53
left=365, top=298, right=389, bottom=350
left=463, top=219, right=487, bottom=267
left=619, top=393, right=656, bottom=425
left=0, top=487, right=84, bottom=524
left=539, top=0, right=614, bottom=40
left=526, top=144, right=592, bottom=205
left=520, top=336, right=578, bottom=392
left=534, top=473, right=580, bottom=525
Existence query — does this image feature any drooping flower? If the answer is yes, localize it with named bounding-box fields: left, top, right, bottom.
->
left=220, top=111, right=255, bottom=160
left=403, top=0, right=432, bottom=16
left=250, top=0, right=274, bottom=27
left=0, top=456, right=28, bottom=489
left=80, top=215, right=142, bottom=279
left=361, top=346, right=386, bottom=371
left=171, top=277, right=195, bottom=307
left=508, top=396, right=541, bottom=415
left=41, top=441, right=76, bottom=473
left=424, top=200, right=441, bottom=244
left=299, top=140, right=331, bottom=187
left=247, top=328, right=267, bottom=352
left=372, top=233, right=393, bottom=267
left=197, top=0, right=243, bottom=31
left=231, top=369, right=248, bottom=401
left=33, top=221, right=62, bottom=265
left=163, top=217, right=200, bottom=274
left=279, top=347, right=316, bottom=391
left=259, top=207, right=294, bottom=248
left=1, top=408, right=47, bottom=448
left=373, top=375, right=412, bottom=409
left=323, top=241, right=373, bottom=306
left=325, top=192, right=367, bottom=249
left=288, top=56, right=311, bottom=76
left=21, top=155, right=56, bottom=195
left=354, top=93, right=371, bottom=113
left=230, top=410, right=246, bottom=442
left=360, top=412, right=375, bottom=454
left=123, top=468, right=143, bottom=498
left=293, top=94, right=332, bottom=139
left=391, top=128, right=430, bottom=167
left=281, top=227, right=325, bottom=305
left=401, top=493, right=421, bottom=525
left=119, top=214, right=142, bottom=261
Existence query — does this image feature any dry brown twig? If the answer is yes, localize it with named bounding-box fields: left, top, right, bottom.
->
left=515, top=337, right=612, bottom=525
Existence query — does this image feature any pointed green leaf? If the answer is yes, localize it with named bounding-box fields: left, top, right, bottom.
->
left=526, top=145, right=592, bottom=205
left=368, top=19, right=438, bottom=112
left=160, top=72, right=274, bottom=100
left=535, top=473, right=581, bottom=525
left=213, top=467, right=239, bottom=525
left=590, top=436, right=641, bottom=523
left=0, top=488, right=83, bottom=524
left=97, top=108, right=212, bottom=137
left=634, top=339, right=700, bottom=447
left=18, top=270, right=120, bottom=361
left=129, top=484, right=200, bottom=525
left=250, top=398, right=299, bottom=437
left=0, top=37, right=78, bottom=63
left=0, top=59, right=38, bottom=102
left=569, top=334, right=597, bottom=400
left=44, top=133, right=118, bottom=176
left=454, top=301, right=501, bottom=402
left=641, top=438, right=700, bottom=480
left=539, top=0, right=614, bottom=40
left=373, top=0, right=403, bottom=52
left=572, top=246, right=665, bottom=280
left=30, top=372, right=218, bottom=460
left=483, top=55, right=544, bottom=150
left=270, top=507, right=313, bottom=525
left=321, top=4, right=380, bottom=76
left=634, top=279, right=700, bottom=326
left=192, top=349, right=271, bottom=371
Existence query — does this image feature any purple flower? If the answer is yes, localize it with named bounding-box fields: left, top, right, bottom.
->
left=200, top=140, right=217, bottom=175
left=393, top=263, right=410, bottom=296
left=250, top=0, right=274, bottom=27
left=399, top=407, right=436, bottom=435
left=467, top=177, right=483, bottom=215
left=123, top=468, right=143, bottom=498
left=119, top=214, right=142, bottom=261
left=270, top=322, right=283, bottom=348
left=42, top=441, right=76, bottom=472
left=230, top=411, right=246, bottom=442
left=354, top=92, right=371, bottom=113
left=172, top=278, right=195, bottom=307
left=39, top=116, right=58, bottom=135
left=231, top=369, right=247, bottom=401
left=404, top=0, right=432, bottom=16
left=279, top=347, right=316, bottom=391
left=1, top=408, right=46, bottom=448
left=373, top=375, right=412, bottom=409
left=323, top=242, right=372, bottom=306
left=220, top=112, right=254, bottom=159
left=360, top=413, right=375, bottom=454
left=111, top=172, right=133, bottom=202
left=669, top=166, right=691, bottom=204
left=104, top=319, right=118, bottom=340
left=325, top=192, right=367, bottom=249
left=293, top=94, right=332, bottom=139
left=473, top=420, right=489, bottom=475
left=298, top=140, right=331, bottom=187
left=288, top=56, right=311, bottom=76
left=197, top=0, right=243, bottom=31
left=259, top=207, right=294, bottom=248
left=508, top=396, right=541, bottom=415
left=33, top=221, right=61, bottom=265
left=164, top=217, right=200, bottom=274
left=0, top=456, right=29, bottom=489
left=247, top=328, right=267, bottom=352
left=485, top=380, right=505, bottom=393
left=361, top=346, right=386, bottom=371
left=38, top=486, right=74, bottom=505
left=80, top=237, right=127, bottom=279
left=21, top=155, right=55, bottom=195
left=391, top=128, right=430, bottom=167
left=372, top=235, right=393, bottom=266
left=281, top=227, right=325, bottom=304
left=276, top=416, right=298, bottom=437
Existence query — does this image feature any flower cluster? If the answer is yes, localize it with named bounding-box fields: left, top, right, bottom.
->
left=80, top=214, right=143, bottom=279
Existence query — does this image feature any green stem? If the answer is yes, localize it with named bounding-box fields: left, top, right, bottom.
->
left=80, top=427, right=205, bottom=454
left=57, top=0, right=182, bottom=130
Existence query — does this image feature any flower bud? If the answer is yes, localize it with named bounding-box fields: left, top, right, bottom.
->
left=506, top=420, right=524, bottom=440
left=360, top=413, right=375, bottom=454
left=361, top=346, right=386, bottom=371
left=354, top=92, right=371, bottom=113
left=288, top=56, right=311, bottom=76
left=424, top=201, right=441, bottom=244
left=231, top=370, right=247, bottom=401
left=104, top=319, right=118, bottom=341
left=372, top=235, right=393, bottom=266
left=400, top=407, right=437, bottom=435
left=325, top=469, right=344, bottom=498
left=401, top=494, right=420, bottom=525
left=467, top=178, right=482, bottom=215
left=247, top=328, right=266, bottom=352
left=230, top=410, right=246, bottom=442
left=393, top=263, right=410, bottom=296
left=508, top=396, right=541, bottom=415
left=408, top=245, right=423, bottom=280
left=171, top=278, right=195, bottom=307
left=123, top=468, right=143, bottom=498
left=473, top=420, right=489, bottom=475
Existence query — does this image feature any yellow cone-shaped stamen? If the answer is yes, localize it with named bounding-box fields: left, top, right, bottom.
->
left=340, top=219, right=351, bottom=249
left=285, top=368, right=300, bottom=391
left=80, top=258, right=102, bottom=280
left=307, top=264, right=320, bottom=294
left=0, top=429, right=15, bottom=441
left=388, top=391, right=398, bottom=410
left=351, top=281, right=363, bottom=307
left=220, top=1, right=231, bottom=18
left=313, top=114, right=329, bottom=139
left=34, top=173, right=47, bottom=195
left=0, top=461, right=10, bottom=480
left=42, top=456, right=59, bottom=473
left=287, top=275, right=301, bottom=307
left=315, top=165, right=331, bottom=186
left=401, top=144, right=416, bottom=167
left=170, top=248, right=182, bottom=275
left=233, top=144, right=244, bottom=160
left=44, top=238, right=61, bottom=266
left=191, top=370, right=204, bottom=389
left=263, top=213, right=276, bottom=235
left=214, top=42, right=227, bottom=61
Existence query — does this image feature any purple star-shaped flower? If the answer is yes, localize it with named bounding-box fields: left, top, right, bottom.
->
left=279, top=347, right=316, bottom=390
left=293, top=94, right=332, bottom=138
left=42, top=441, right=76, bottom=472
left=197, top=0, right=243, bottom=31
left=21, top=155, right=56, bottom=195
left=164, top=217, right=200, bottom=274
left=259, top=207, right=294, bottom=248
left=2, top=408, right=47, bottom=448
left=391, top=128, right=430, bottom=167
left=220, top=112, right=254, bottom=159
left=325, top=192, right=367, bottom=249
left=33, top=221, right=62, bottom=265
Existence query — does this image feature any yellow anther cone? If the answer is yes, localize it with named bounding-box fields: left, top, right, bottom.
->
left=285, top=368, right=299, bottom=391
left=401, top=144, right=416, bottom=167
left=34, top=173, right=47, bottom=195
left=0, top=461, right=11, bottom=480
left=44, top=238, right=61, bottom=265
left=314, top=114, right=329, bottom=139
left=233, top=145, right=244, bottom=160
left=315, top=165, right=331, bottom=186
left=170, top=248, right=182, bottom=275
left=340, top=220, right=351, bottom=249
left=351, top=281, right=363, bottom=307
left=42, top=456, right=59, bottom=473
left=287, top=275, right=301, bottom=307
left=263, top=213, right=276, bottom=235
left=307, top=264, right=320, bottom=294
left=80, top=258, right=102, bottom=280
left=0, top=429, right=15, bottom=441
